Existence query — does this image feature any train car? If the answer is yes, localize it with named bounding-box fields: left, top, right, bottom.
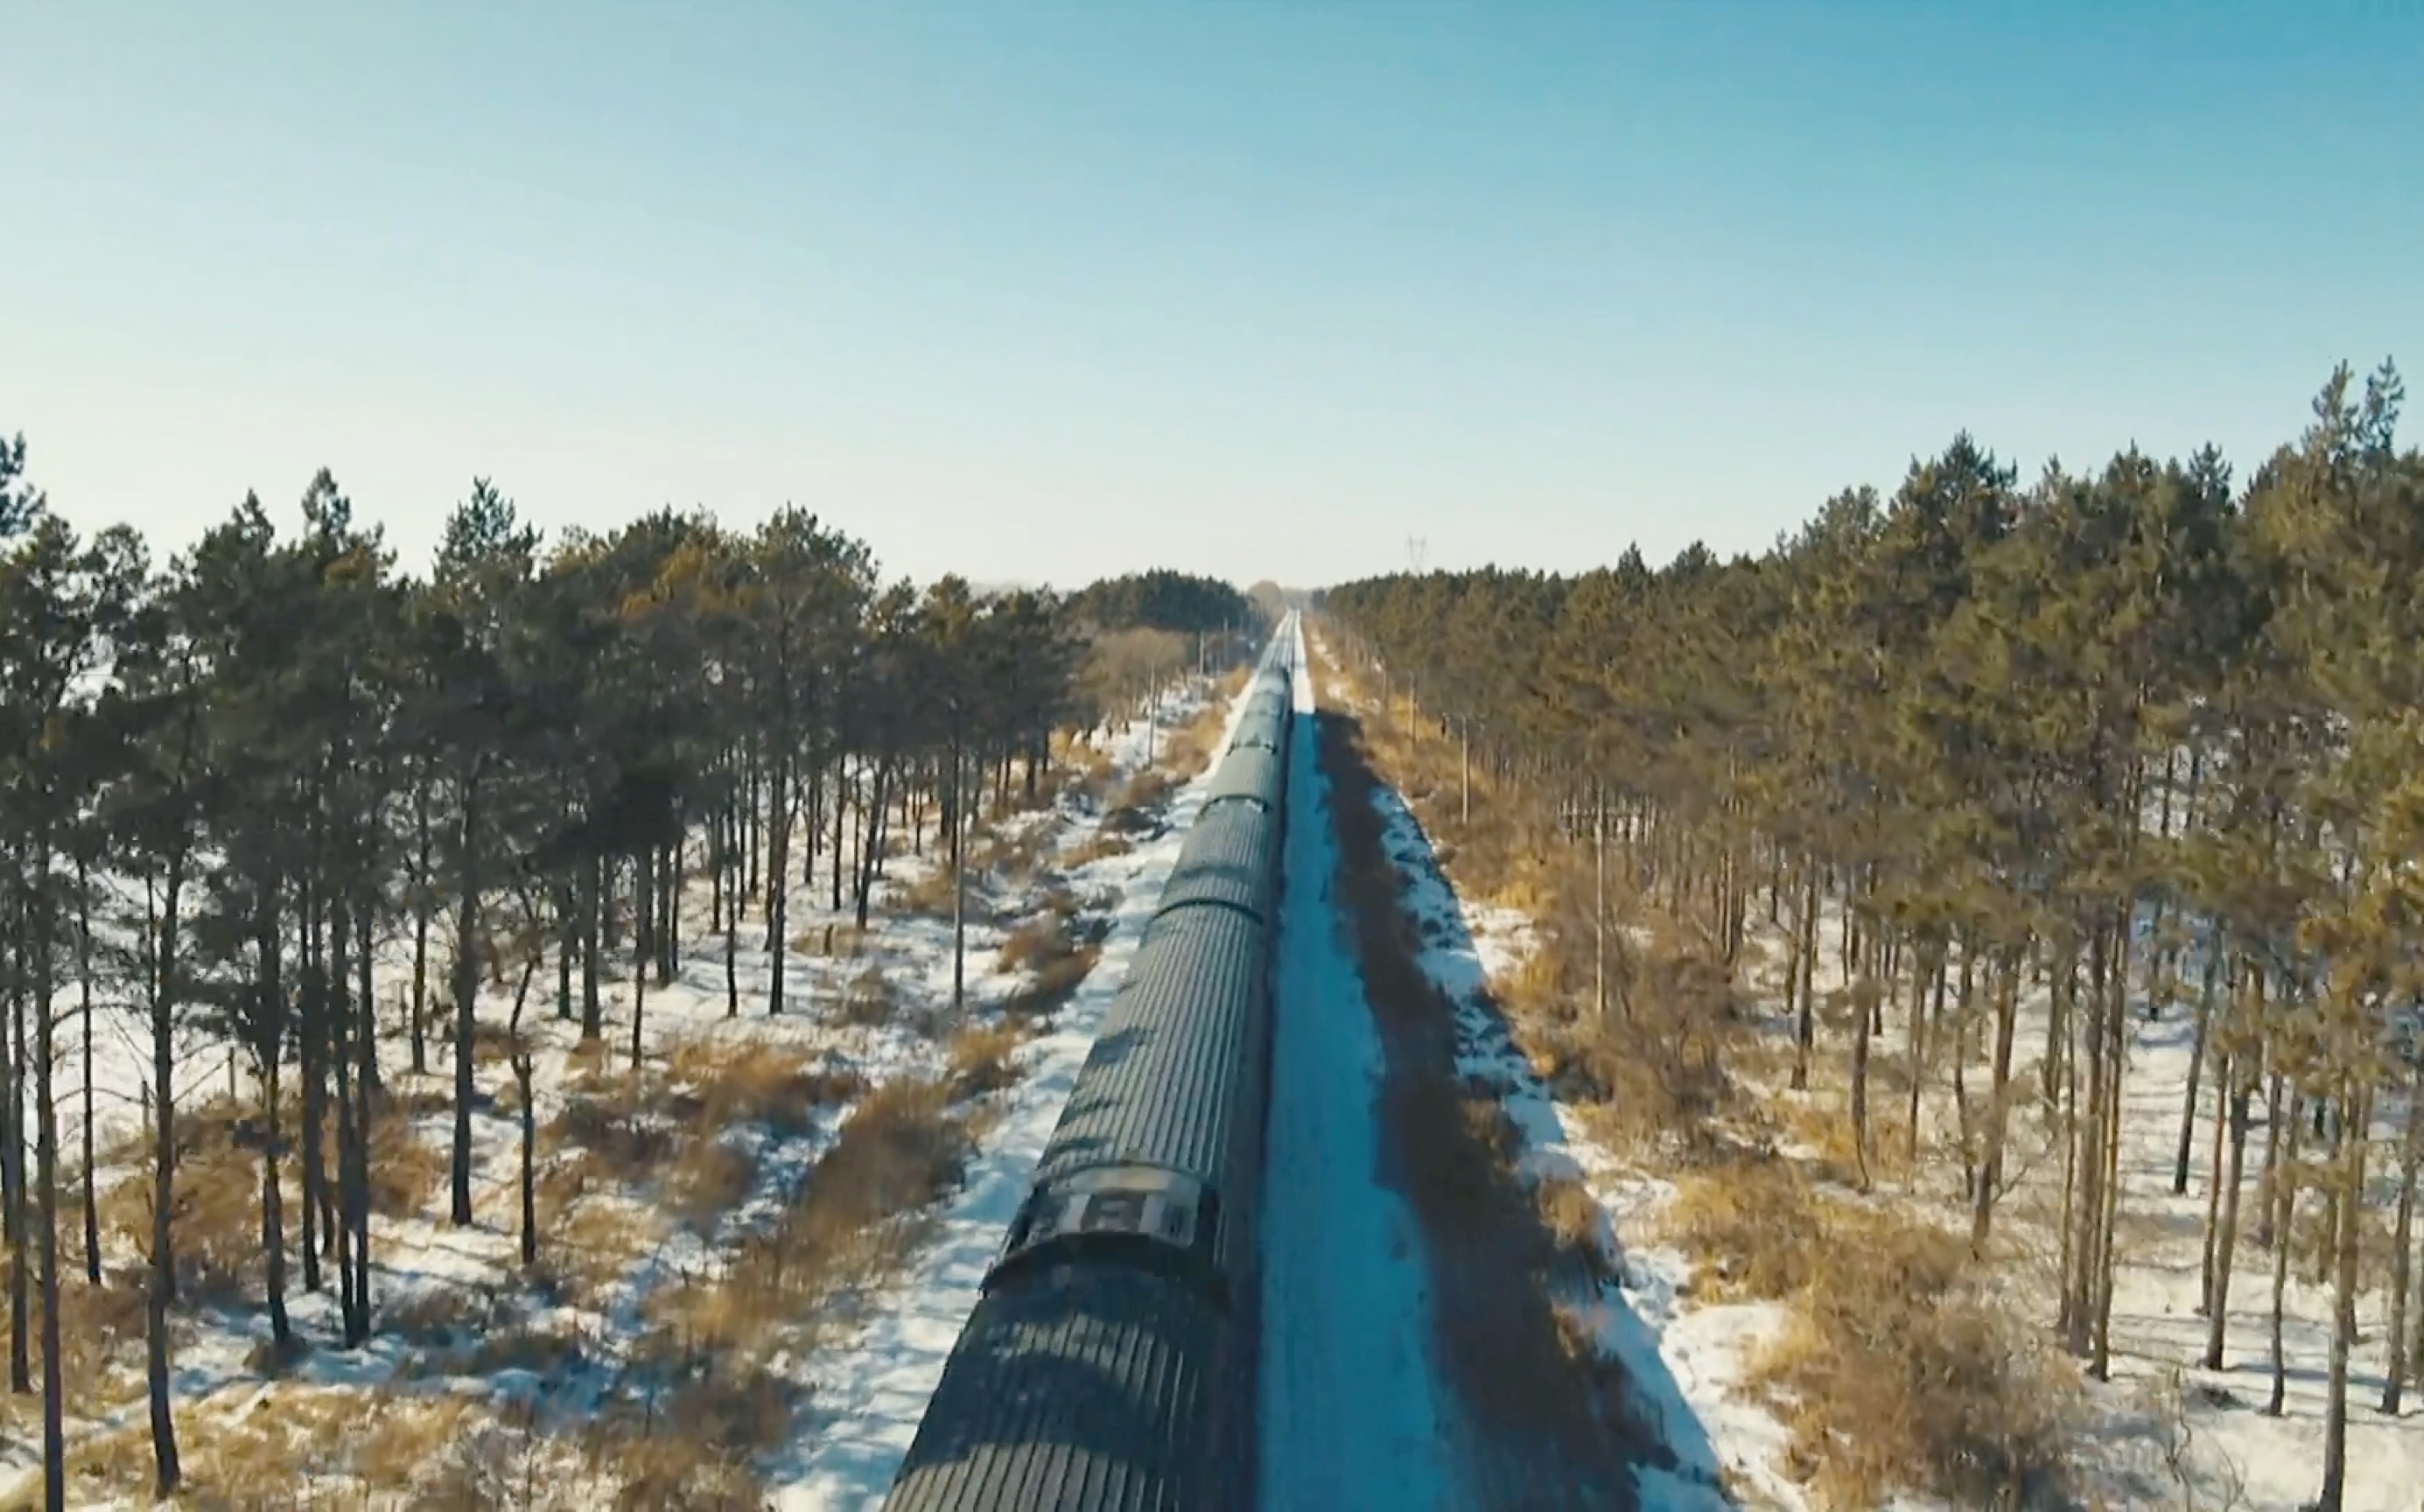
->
left=886, top=620, right=1297, bottom=1512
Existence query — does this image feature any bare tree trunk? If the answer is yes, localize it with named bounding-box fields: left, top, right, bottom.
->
left=949, top=736, right=968, bottom=1014
left=248, top=998, right=287, bottom=1350
left=298, top=875, right=325, bottom=1294
left=1905, top=947, right=1940, bottom=1172
left=75, top=853, right=99, bottom=1285
left=635, top=837, right=655, bottom=990
left=1972, top=949, right=2021, bottom=1255
left=2058, top=948, right=2084, bottom=1347
left=629, top=874, right=648, bottom=1071
left=350, top=888, right=375, bottom=1336
left=2206, top=1050, right=2253, bottom=1370
left=855, top=763, right=891, bottom=931
left=507, top=954, right=540, bottom=1270
left=32, top=834, right=64, bottom=1509
left=8, top=876, right=28, bottom=1396
left=834, top=754, right=854, bottom=913
left=1850, top=965, right=1875, bottom=1193
left=1953, top=940, right=1976, bottom=1195
left=725, top=822, right=741, bottom=1018
left=768, top=753, right=790, bottom=1017
left=1792, top=866, right=1818, bottom=1092
left=744, top=746, right=760, bottom=903
left=580, top=856, right=602, bottom=1040
left=662, top=837, right=680, bottom=984
left=2171, top=924, right=2219, bottom=1189
left=331, top=894, right=362, bottom=1341
left=2255, top=970, right=2282, bottom=1250
left=411, top=779, right=432, bottom=1073
left=147, top=848, right=186, bottom=1494
left=2091, top=905, right=2130, bottom=1382
left=250, top=900, right=291, bottom=1350
left=1592, top=794, right=1608, bottom=1023
left=2385, top=1060, right=2422, bottom=1414
left=2266, top=1088, right=2302, bottom=1417
left=557, top=881, right=575, bottom=1021
left=357, top=889, right=378, bottom=1096
left=2317, top=1078, right=2371, bottom=1512
left=2197, top=1036, right=2235, bottom=1324
left=509, top=1052, right=536, bottom=1269
left=450, top=768, right=482, bottom=1227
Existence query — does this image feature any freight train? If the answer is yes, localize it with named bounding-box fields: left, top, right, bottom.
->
left=885, top=620, right=1298, bottom=1512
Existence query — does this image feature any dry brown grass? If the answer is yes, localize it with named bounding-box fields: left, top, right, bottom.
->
left=1657, top=1154, right=1830, bottom=1302
left=50, top=1386, right=368, bottom=1509
left=996, top=896, right=1107, bottom=1021
left=547, top=1081, right=680, bottom=1185
left=1752, top=1203, right=2079, bottom=1508
left=641, top=1073, right=976, bottom=1403
left=0, top=1271, right=152, bottom=1415
left=1103, top=766, right=1173, bottom=833
left=1159, top=681, right=1241, bottom=782
left=550, top=1039, right=863, bottom=1255
left=100, top=1097, right=268, bottom=1309
left=533, top=1144, right=672, bottom=1311
left=662, top=1037, right=859, bottom=1138
left=1061, top=830, right=1133, bottom=868
left=529, top=1202, right=637, bottom=1310
left=592, top=1411, right=772, bottom=1512
left=969, top=821, right=1055, bottom=886
left=1007, top=948, right=1099, bottom=1020
left=368, top=1103, right=449, bottom=1219
left=821, top=923, right=874, bottom=958
left=946, top=1022, right=1026, bottom=1097
left=1515, top=934, right=1743, bottom=1153
left=1656, top=1146, right=2079, bottom=1507
left=667, top=1138, right=759, bottom=1234
left=838, top=965, right=900, bottom=1027
left=1531, top=1173, right=1616, bottom=1282
left=1070, top=746, right=1121, bottom=807
left=382, top=1285, right=494, bottom=1351
left=996, top=914, right=1068, bottom=974
left=351, top=1390, right=483, bottom=1497
left=892, top=864, right=963, bottom=919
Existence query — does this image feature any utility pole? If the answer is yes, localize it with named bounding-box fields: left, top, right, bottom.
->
left=1594, top=790, right=1608, bottom=1021
left=1458, top=714, right=1471, bottom=828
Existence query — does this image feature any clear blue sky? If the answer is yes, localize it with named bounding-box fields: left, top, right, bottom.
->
left=5, top=2, right=2417, bottom=592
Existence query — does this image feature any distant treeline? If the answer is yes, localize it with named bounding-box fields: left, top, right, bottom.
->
left=1067, top=570, right=1257, bottom=636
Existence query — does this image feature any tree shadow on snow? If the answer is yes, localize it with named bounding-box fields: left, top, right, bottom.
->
left=1315, top=710, right=1730, bottom=1512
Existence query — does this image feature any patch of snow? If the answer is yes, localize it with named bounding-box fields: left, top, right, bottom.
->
left=766, top=674, right=1252, bottom=1510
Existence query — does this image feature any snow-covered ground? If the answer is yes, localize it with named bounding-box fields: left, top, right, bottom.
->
left=4, top=675, right=1238, bottom=1508
left=769, top=670, right=1260, bottom=1510
left=1260, top=615, right=1461, bottom=1512
left=1317, top=630, right=2424, bottom=1512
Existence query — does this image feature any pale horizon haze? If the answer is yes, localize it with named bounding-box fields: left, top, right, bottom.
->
left=6, top=2, right=2419, bottom=592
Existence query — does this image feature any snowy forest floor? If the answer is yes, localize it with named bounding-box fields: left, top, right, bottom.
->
left=0, top=671, right=1244, bottom=1511
left=1311, top=626, right=2424, bottom=1512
